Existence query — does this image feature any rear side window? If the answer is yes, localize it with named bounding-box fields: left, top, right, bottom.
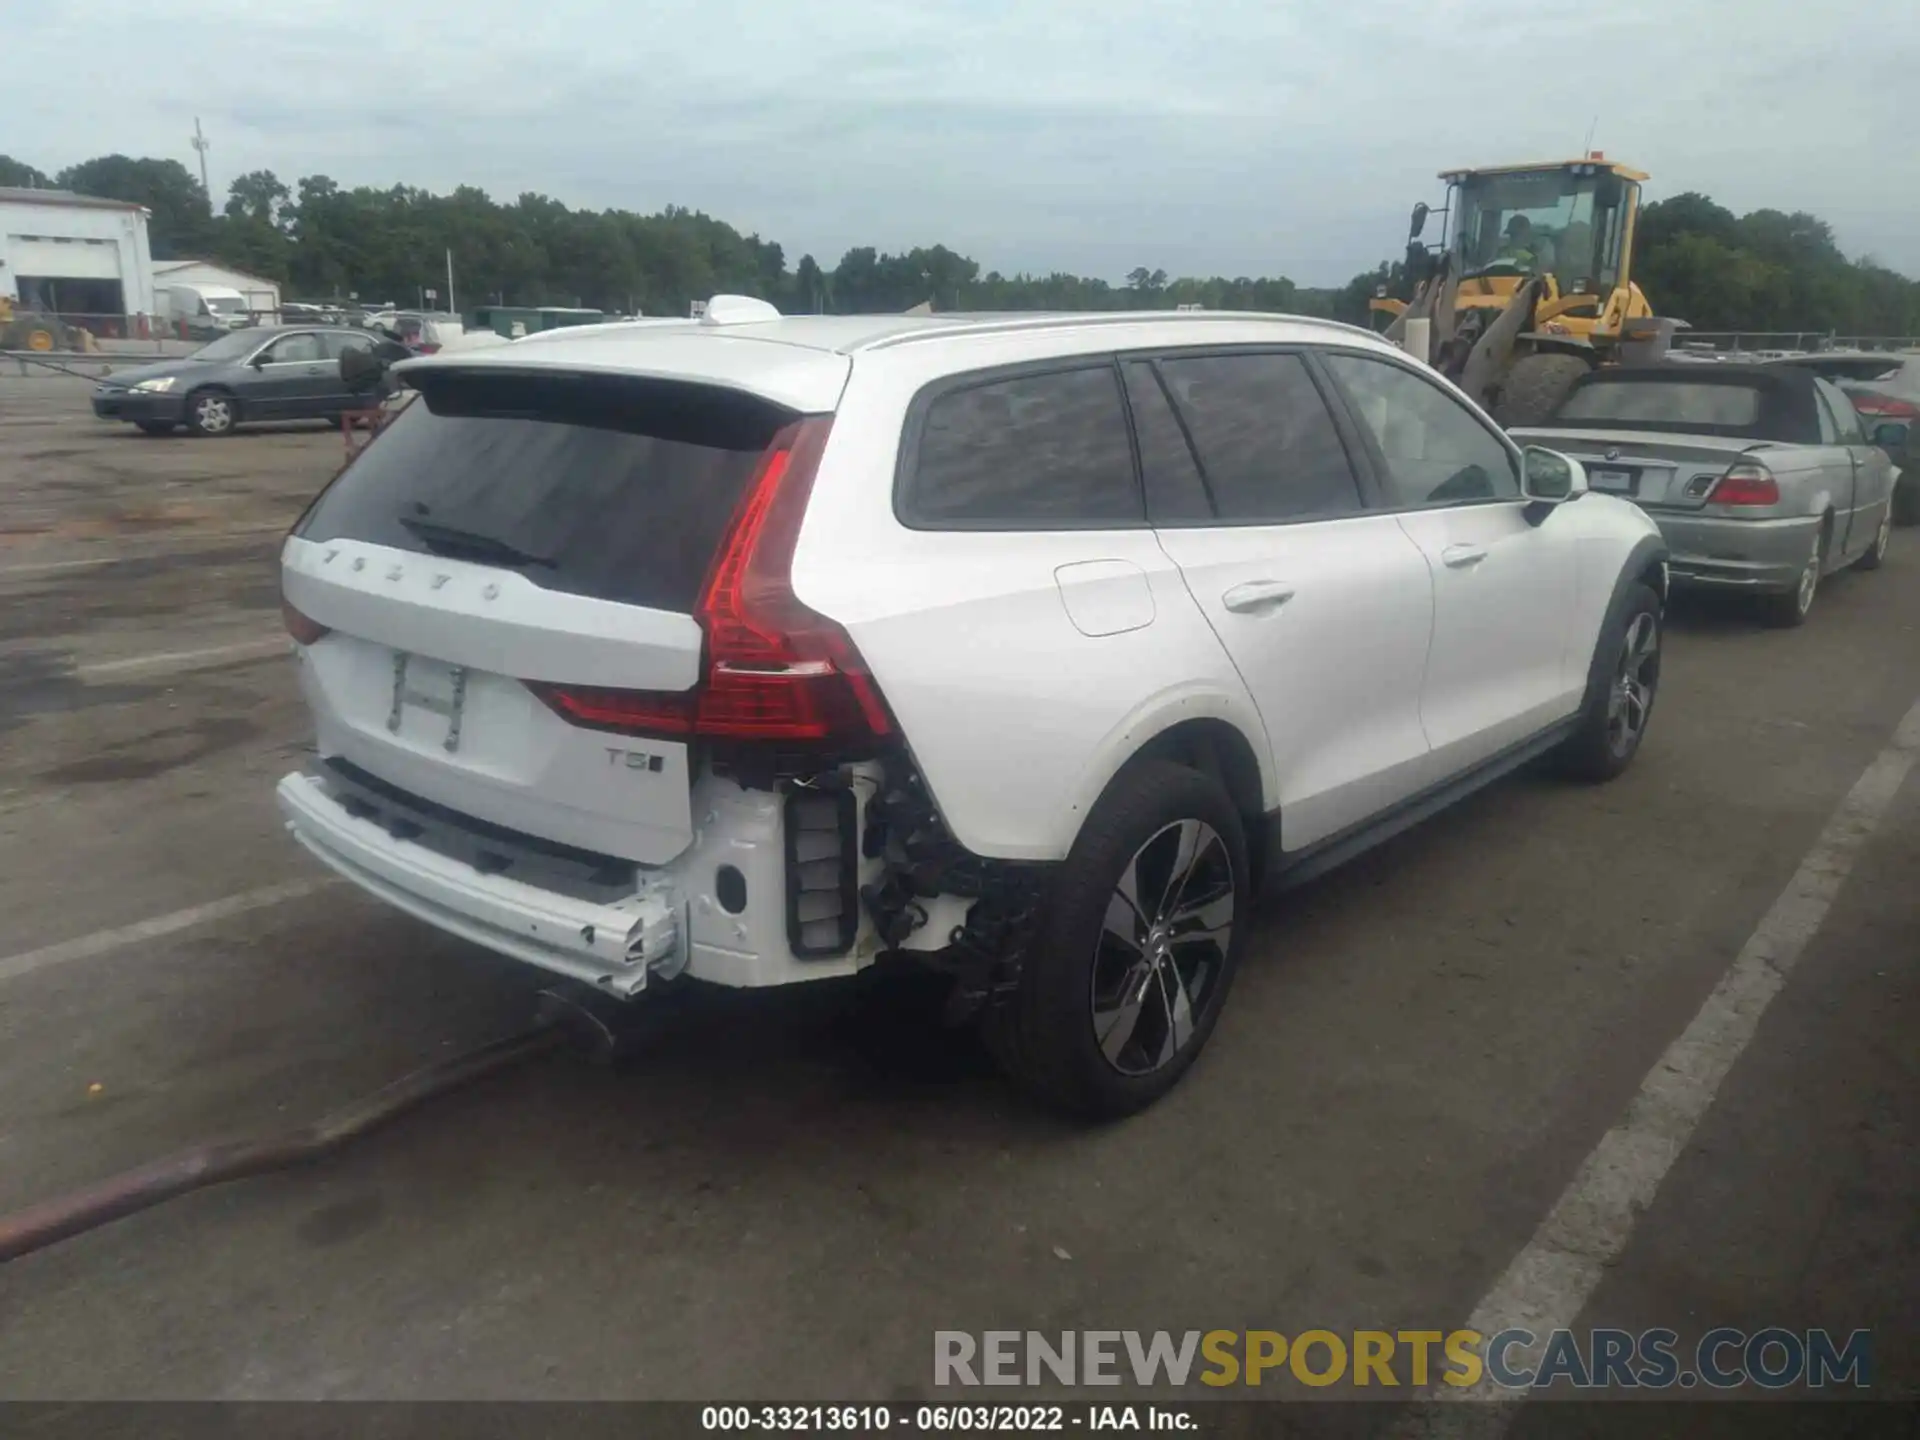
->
left=296, top=372, right=788, bottom=613
left=1154, top=353, right=1363, bottom=523
left=323, top=330, right=373, bottom=360
left=901, top=365, right=1142, bottom=527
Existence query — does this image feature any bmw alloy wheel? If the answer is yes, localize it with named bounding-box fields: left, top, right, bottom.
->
left=1794, top=534, right=1821, bottom=616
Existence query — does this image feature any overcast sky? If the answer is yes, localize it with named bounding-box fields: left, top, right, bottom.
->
left=10, top=0, right=1917, bottom=285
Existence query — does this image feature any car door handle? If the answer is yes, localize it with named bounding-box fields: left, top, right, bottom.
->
left=1221, top=580, right=1296, bottom=613
left=1441, top=544, right=1488, bottom=569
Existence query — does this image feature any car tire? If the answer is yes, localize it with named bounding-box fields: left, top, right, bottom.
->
left=134, top=420, right=176, bottom=436
left=982, top=759, right=1248, bottom=1119
left=1556, top=581, right=1662, bottom=783
left=1853, top=508, right=1892, bottom=571
left=1758, top=527, right=1825, bottom=628
left=185, top=388, right=238, bottom=437
left=1892, top=474, right=1920, bottom=528
left=1491, top=353, right=1593, bottom=427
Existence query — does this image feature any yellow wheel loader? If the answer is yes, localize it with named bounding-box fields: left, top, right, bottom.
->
left=0, top=295, right=80, bottom=353
left=1371, top=155, right=1683, bottom=425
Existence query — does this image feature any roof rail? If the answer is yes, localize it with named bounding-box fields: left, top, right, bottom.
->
left=856, top=309, right=1382, bottom=352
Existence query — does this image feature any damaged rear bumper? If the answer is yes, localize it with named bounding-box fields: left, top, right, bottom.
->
left=278, top=770, right=680, bottom=995
left=277, top=761, right=883, bottom=995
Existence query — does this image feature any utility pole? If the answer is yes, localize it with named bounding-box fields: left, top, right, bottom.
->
left=191, top=118, right=211, bottom=201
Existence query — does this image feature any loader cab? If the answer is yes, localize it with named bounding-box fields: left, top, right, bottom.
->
left=1438, top=158, right=1646, bottom=339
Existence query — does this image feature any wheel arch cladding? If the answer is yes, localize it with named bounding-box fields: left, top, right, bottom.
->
left=1126, top=718, right=1266, bottom=825
left=1618, top=533, right=1669, bottom=612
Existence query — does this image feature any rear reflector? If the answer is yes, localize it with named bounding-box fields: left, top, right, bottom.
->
left=1710, top=464, right=1780, bottom=507
left=530, top=415, right=895, bottom=745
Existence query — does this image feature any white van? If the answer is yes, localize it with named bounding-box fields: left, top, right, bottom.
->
left=160, top=283, right=251, bottom=339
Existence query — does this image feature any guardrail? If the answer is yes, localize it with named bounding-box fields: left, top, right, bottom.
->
left=1677, top=332, right=1920, bottom=355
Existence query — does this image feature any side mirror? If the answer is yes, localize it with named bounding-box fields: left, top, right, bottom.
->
left=1521, top=447, right=1587, bottom=522
left=1409, top=202, right=1430, bottom=241
left=1870, top=420, right=1909, bottom=449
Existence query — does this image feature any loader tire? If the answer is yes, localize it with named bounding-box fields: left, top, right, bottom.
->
left=1491, top=352, right=1593, bottom=428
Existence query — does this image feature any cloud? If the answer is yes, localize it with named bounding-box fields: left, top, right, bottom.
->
left=7, top=0, right=1917, bottom=283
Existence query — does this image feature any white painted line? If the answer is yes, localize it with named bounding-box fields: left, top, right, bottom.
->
left=1397, top=692, right=1920, bottom=1429
left=0, top=525, right=289, bottom=579
left=0, top=879, right=334, bottom=986
left=74, top=637, right=288, bottom=679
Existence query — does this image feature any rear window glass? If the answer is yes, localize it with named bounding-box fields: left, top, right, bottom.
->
left=296, top=372, right=789, bottom=612
left=1556, top=381, right=1762, bottom=428
left=902, top=365, right=1142, bottom=527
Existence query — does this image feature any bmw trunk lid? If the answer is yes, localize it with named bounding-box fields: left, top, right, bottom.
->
left=1510, top=427, right=1778, bottom=511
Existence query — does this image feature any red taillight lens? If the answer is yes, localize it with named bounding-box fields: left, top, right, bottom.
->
left=282, top=597, right=330, bottom=646
left=532, top=684, right=693, bottom=734
left=1851, top=393, right=1917, bottom=419
left=532, top=416, right=893, bottom=744
left=1710, top=464, right=1781, bottom=507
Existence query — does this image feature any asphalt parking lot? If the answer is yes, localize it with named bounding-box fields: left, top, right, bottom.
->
left=0, top=373, right=1914, bottom=1409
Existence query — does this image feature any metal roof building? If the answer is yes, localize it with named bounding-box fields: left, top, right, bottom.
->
left=0, top=187, right=156, bottom=322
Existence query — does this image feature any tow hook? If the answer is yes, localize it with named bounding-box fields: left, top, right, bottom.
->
left=0, top=986, right=656, bottom=1266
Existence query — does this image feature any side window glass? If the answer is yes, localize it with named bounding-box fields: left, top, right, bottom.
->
left=1818, top=381, right=1864, bottom=444
left=1153, top=353, right=1363, bottom=523
left=268, top=332, right=323, bottom=365
left=326, top=330, right=373, bottom=361
left=1321, top=353, right=1521, bottom=508
left=1813, top=388, right=1840, bottom=444
left=1122, top=361, right=1212, bottom=523
left=904, top=366, right=1142, bottom=527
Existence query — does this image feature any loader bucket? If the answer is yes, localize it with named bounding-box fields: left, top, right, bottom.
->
left=1456, top=278, right=1544, bottom=411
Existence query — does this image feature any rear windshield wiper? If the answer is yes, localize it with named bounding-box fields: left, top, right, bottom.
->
left=396, top=515, right=555, bottom=569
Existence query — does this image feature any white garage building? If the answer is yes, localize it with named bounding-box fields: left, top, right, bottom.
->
left=0, top=187, right=156, bottom=331
left=152, top=258, right=281, bottom=322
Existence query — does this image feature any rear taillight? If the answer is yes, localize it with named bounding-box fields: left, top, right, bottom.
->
left=282, top=596, right=330, bottom=646
left=1709, top=463, right=1781, bottom=507
left=532, top=416, right=894, bottom=745
left=1851, top=394, right=1917, bottom=419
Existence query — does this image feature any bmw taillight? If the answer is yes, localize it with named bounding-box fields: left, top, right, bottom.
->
left=531, top=416, right=894, bottom=745
left=1709, top=462, right=1781, bottom=507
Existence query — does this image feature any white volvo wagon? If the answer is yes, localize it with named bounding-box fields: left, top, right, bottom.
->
left=278, top=298, right=1669, bottom=1115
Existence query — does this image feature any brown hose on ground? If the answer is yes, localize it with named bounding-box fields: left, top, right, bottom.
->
left=0, top=1025, right=563, bottom=1264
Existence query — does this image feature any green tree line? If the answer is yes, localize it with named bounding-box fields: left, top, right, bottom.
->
left=4, top=152, right=1917, bottom=336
